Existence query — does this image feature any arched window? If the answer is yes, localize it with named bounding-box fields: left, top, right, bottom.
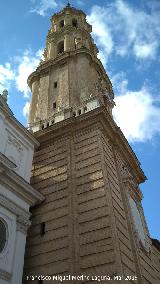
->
left=72, top=18, right=78, bottom=28
left=59, top=20, right=64, bottom=28
left=57, top=41, right=64, bottom=54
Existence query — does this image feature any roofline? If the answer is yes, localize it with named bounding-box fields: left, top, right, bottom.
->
left=51, top=5, right=86, bottom=21
left=33, top=106, right=146, bottom=184
left=0, top=158, right=44, bottom=206
left=0, top=104, right=39, bottom=148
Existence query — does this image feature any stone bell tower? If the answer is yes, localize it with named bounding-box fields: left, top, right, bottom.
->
left=24, top=4, right=160, bottom=284
left=27, top=4, right=114, bottom=131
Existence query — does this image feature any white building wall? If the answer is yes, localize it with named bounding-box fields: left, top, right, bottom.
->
left=0, top=185, right=29, bottom=212
left=11, top=231, right=26, bottom=284
left=1, top=280, right=8, bottom=284
left=0, top=206, right=16, bottom=283
left=0, top=96, right=44, bottom=284
left=0, top=112, right=35, bottom=182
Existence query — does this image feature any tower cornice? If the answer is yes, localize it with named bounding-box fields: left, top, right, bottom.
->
left=28, top=48, right=112, bottom=91
left=32, top=106, right=146, bottom=185
left=51, top=5, right=86, bottom=21
left=47, top=26, right=92, bottom=41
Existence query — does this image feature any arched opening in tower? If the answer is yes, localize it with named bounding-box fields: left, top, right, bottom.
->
left=59, top=19, right=64, bottom=28
left=72, top=18, right=78, bottom=28
left=57, top=41, right=64, bottom=54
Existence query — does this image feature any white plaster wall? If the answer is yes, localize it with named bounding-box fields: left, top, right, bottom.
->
left=0, top=185, right=29, bottom=212
left=0, top=204, right=28, bottom=284
left=0, top=206, right=16, bottom=276
left=0, top=105, right=40, bottom=284
left=0, top=114, right=34, bottom=182
left=0, top=279, right=8, bottom=284
left=11, top=231, right=26, bottom=284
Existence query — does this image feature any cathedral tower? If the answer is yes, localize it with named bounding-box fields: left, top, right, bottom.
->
left=27, top=4, right=114, bottom=131
left=24, top=5, right=160, bottom=284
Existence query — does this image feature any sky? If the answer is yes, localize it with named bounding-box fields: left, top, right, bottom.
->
left=0, top=0, right=159, bottom=239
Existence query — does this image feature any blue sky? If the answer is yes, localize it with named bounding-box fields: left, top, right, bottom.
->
left=0, top=0, right=159, bottom=239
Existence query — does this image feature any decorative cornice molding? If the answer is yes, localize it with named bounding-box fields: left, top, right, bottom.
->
left=0, top=194, right=31, bottom=233
left=0, top=163, right=44, bottom=206
left=32, top=106, right=146, bottom=183
left=0, top=194, right=30, bottom=220
left=28, top=49, right=111, bottom=88
left=0, top=152, right=17, bottom=170
left=17, top=215, right=31, bottom=234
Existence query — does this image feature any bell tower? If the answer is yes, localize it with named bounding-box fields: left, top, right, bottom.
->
left=28, top=4, right=114, bottom=131
left=24, top=4, right=160, bottom=284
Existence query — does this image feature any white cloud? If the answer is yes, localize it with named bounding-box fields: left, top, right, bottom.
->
left=15, top=49, right=43, bottom=97
left=87, top=6, right=113, bottom=64
left=0, top=63, right=15, bottom=93
left=133, top=42, right=157, bottom=59
left=97, top=50, right=108, bottom=68
left=0, top=48, right=43, bottom=99
left=87, top=0, right=160, bottom=64
left=30, top=0, right=58, bottom=16
left=112, top=75, right=160, bottom=142
left=23, top=102, right=30, bottom=118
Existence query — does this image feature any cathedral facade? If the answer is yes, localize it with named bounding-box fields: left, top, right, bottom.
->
left=23, top=5, right=160, bottom=284
left=0, top=90, right=44, bottom=284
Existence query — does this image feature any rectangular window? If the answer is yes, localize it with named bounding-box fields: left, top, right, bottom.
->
left=40, top=222, right=45, bottom=236
left=54, top=82, right=57, bottom=88
left=53, top=102, right=57, bottom=109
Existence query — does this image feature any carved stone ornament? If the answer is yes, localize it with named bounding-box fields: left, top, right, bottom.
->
left=7, top=135, right=23, bottom=153
left=95, top=77, right=104, bottom=94
left=17, top=216, right=31, bottom=234
left=5, top=134, right=24, bottom=171
left=120, top=164, right=138, bottom=188
left=120, top=165, right=132, bottom=179
left=0, top=195, right=30, bottom=230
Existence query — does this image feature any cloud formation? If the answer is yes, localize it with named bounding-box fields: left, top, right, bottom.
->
left=30, top=0, right=59, bottom=16
left=112, top=73, right=160, bottom=142
left=23, top=102, right=30, bottom=118
left=0, top=49, right=42, bottom=97
left=0, top=49, right=43, bottom=119
left=0, top=63, right=15, bottom=93
left=15, top=49, right=43, bottom=97
left=87, top=0, right=160, bottom=64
